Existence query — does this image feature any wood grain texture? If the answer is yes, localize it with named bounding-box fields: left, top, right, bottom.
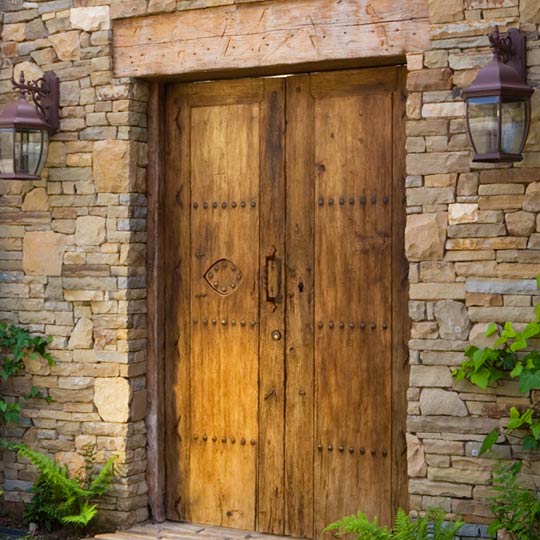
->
left=164, top=68, right=408, bottom=538
left=284, top=74, right=315, bottom=540
left=188, top=81, right=262, bottom=529
left=257, top=78, right=286, bottom=535
left=309, top=70, right=394, bottom=535
left=113, top=0, right=429, bottom=78
left=146, top=81, right=166, bottom=523
left=165, top=84, right=191, bottom=521
left=165, top=78, right=286, bottom=531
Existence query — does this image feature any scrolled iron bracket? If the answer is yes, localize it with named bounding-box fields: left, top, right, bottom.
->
left=10, top=70, right=60, bottom=134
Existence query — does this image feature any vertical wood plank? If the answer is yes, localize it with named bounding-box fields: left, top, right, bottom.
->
left=146, top=81, right=166, bottom=523
left=163, top=68, right=408, bottom=536
left=189, top=95, right=260, bottom=530
left=391, top=68, right=410, bottom=517
left=257, top=78, right=286, bottom=535
left=165, top=84, right=191, bottom=521
left=284, top=74, right=315, bottom=539
left=311, top=72, right=394, bottom=535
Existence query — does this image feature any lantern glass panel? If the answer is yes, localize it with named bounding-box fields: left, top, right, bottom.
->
left=0, top=128, right=15, bottom=175
left=502, top=100, right=528, bottom=154
left=14, top=129, right=46, bottom=176
left=37, top=131, right=49, bottom=175
left=467, top=96, right=500, bottom=155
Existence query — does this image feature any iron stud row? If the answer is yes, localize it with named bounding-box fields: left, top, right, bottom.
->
left=193, top=201, right=257, bottom=209
left=192, top=434, right=256, bottom=446
left=317, top=444, right=388, bottom=457
left=317, top=195, right=389, bottom=207
left=317, top=321, right=388, bottom=330
left=193, top=319, right=258, bottom=327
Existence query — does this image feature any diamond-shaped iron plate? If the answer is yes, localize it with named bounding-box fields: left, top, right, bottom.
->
left=204, top=258, right=243, bottom=296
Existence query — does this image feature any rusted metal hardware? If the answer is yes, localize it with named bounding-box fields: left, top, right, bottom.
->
left=317, top=320, right=389, bottom=330
left=204, top=258, right=243, bottom=296
left=10, top=71, right=60, bottom=134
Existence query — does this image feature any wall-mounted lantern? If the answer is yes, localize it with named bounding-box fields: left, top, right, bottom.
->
left=0, top=71, right=59, bottom=180
left=463, top=27, right=533, bottom=163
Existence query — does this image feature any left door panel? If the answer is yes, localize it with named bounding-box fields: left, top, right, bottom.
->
left=164, top=78, right=286, bottom=531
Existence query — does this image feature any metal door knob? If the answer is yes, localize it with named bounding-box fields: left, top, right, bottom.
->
left=271, top=330, right=282, bottom=341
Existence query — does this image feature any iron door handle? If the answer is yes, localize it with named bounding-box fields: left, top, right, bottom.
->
left=264, top=247, right=282, bottom=309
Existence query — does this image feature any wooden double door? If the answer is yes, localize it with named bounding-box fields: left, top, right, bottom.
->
left=164, top=67, right=408, bottom=539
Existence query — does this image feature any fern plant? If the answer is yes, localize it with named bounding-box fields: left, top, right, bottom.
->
left=325, top=510, right=391, bottom=540
left=325, top=508, right=463, bottom=540
left=487, top=461, right=540, bottom=540
left=17, top=444, right=116, bottom=530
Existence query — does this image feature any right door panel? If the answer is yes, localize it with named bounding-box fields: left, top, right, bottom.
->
left=285, top=68, right=408, bottom=538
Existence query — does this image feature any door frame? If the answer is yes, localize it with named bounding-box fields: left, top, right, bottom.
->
left=146, top=66, right=409, bottom=525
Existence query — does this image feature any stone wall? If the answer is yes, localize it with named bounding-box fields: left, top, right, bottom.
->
left=1, top=0, right=540, bottom=531
left=0, top=0, right=149, bottom=526
left=405, top=0, right=540, bottom=524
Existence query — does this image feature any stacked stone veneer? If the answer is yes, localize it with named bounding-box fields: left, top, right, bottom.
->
left=405, top=0, right=540, bottom=525
left=1, top=0, right=540, bottom=530
left=0, top=0, right=149, bottom=526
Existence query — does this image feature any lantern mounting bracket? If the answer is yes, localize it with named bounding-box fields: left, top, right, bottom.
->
left=489, top=26, right=527, bottom=83
left=11, top=71, right=59, bottom=134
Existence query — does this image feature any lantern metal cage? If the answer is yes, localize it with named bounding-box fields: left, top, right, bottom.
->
left=0, top=71, right=59, bottom=180
left=463, top=27, right=533, bottom=163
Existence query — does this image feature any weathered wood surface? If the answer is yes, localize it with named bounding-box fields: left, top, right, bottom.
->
left=164, top=83, right=191, bottom=521
left=257, top=77, right=286, bottom=535
left=284, top=74, right=315, bottom=539
left=113, top=0, right=429, bottom=78
left=146, top=82, right=166, bottom=523
left=391, top=68, right=410, bottom=516
left=306, top=68, right=395, bottom=534
left=164, top=68, right=408, bottom=538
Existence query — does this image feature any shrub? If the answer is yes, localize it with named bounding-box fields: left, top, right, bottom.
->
left=487, top=461, right=540, bottom=540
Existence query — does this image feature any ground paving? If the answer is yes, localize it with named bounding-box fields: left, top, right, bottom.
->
left=93, top=522, right=297, bottom=540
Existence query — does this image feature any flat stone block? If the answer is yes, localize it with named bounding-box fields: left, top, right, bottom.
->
left=466, top=278, right=537, bottom=294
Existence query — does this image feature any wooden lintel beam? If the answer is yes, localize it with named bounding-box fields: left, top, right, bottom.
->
left=113, top=0, right=429, bottom=79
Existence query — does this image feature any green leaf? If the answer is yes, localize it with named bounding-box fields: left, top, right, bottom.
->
left=470, top=368, right=492, bottom=389
left=508, top=407, right=524, bottom=430
left=504, top=321, right=517, bottom=336
left=519, top=369, right=540, bottom=394
left=522, top=408, right=534, bottom=425
left=486, top=322, right=498, bottom=337
left=510, top=362, right=523, bottom=378
left=523, top=434, right=540, bottom=450
left=472, top=348, right=488, bottom=370
left=522, top=322, right=540, bottom=340
left=509, top=406, right=520, bottom=419
left=464, top=344, right=478, bottom=359
left=479, top=429, right=499, bottom=456
left=510, top=336, right=527, bottom=352
left=530, top=422, right=540, bottom=440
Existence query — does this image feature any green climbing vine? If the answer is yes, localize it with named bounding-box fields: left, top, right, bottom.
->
left=0, top=321, right=54, bottom=443
left=452, top=287, right=540, bottom=453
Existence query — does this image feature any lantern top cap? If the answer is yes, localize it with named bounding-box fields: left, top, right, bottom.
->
left=0, top=69, right=59, bottom=134
left=0, top=95, right=49, bottom=131
left=463, top=26, right=533, bottom=100
left=463, top=55, right=533, bottom=99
